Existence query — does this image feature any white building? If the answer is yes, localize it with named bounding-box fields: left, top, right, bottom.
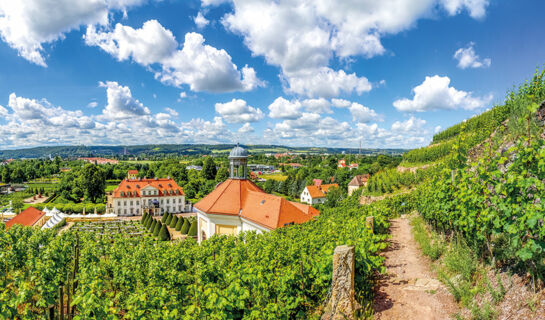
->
left=107, top=172, right=189, bottom=216
left=195, top=145, right=319, bottom=242
left=300, top=182, right=339, bottom=205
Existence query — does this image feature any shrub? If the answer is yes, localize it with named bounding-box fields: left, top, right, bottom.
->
left=166, top=214, right=173, bottom=226
left=161, top=212, right=169, bottom=223
left=170, top=216, right=178, bottom=228
left=188, top=221, right=197, bottom=237
left=180, top=219, right=190, bottom=234
left=153, top=221, right=161, bottom=236
left=141, top=213, right=147, bottom=224
left=175, top=217, right=184, bottom=231
left=145, top=216, right=153, bottom=228
left=158, top=224, right=170, bottom=241
left=149, top=220, right=156, bottom=232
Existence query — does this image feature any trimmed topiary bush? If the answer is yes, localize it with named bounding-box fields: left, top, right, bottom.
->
left=180, top=219, right=190, bottom=234
left=144, top=215, right=151, bottom=228
left=158, top=224, right=170, bottom=241
left=166, top=214, right=173, bottom=226
left=141, top=213, right=147, bottom=224
left=188, top=221, right=197, bottom=237
left=169, top=216, right=178, bottom=228
left=153, top=221, right=162, bottom=236
left=149, top=219, right=157, bottom=232
left=175, top=217, right=184, bottom=231
left=161, top=213, right=169, bottom=223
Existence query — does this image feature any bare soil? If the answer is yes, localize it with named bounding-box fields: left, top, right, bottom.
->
left=374, top=216, right=459, bottom=320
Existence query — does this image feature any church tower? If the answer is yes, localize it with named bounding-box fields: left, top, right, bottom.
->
left=229, top=144, right=248, bottom=179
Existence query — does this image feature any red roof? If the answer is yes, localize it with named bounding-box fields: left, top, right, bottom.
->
left=128, top=170, right=138, bottom=174
left=348, top=174, right=370, bottom=187
left=305, top=183, right=339, bottom=199
left=195, top=179, right=319, bottom=230
left=6, top=207, right=45, bottom=228
left=112, top=178, right=184, bottom=197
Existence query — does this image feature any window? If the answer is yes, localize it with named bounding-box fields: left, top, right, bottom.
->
left=130, top=201, right=133, bottom=206
left=124, top=209, right=127, bottom=214
left=130, top=208, right=133, bottom=214
left=161, top=199, right=164, bottom=204
left=166, top=199, right=169, bottom=204
left=118, top=209, right=121, bottom=214
left=136, top=201, right=139, bottom=205
left=124, top=201, right=127, bottom=206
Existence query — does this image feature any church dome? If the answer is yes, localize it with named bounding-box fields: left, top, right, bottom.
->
left=229, top=144, right=248, bottom=159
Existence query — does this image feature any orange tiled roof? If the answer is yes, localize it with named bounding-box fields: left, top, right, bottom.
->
left=6, top=207, right=45, bottom=228
left=112, top=178, right=184, bottom=197
left=195, top=179, right=319, bottom=230
left=306, top=183, right=339, bottom=198
left=128, top=170, right=138, bottom=174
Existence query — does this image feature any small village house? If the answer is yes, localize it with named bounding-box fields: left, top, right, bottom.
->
left=348, top=174, right=370, bottom=196
left=300, top=180, right=339, bottom=205
left=5, top=207, right=47, bottom=228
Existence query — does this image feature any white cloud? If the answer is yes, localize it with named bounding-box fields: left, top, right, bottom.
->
left=454, top=42, right=491, bottom=69
left=165, top=107, right=178, bottom=117
left=331, top=98, right=351, bottom=108
left=302, top=98, right=331, bottom=114
left=85, top=21, right=263, bottom=93
left=179, top=92, right=187, bottom=99
left=393, top=75, right=492, bottom=112
left=391, top=116, right=426, bottom=133
left=434, top=125, right=442, bottom=133
left=268, top=97, right=302, bottom=119
left=0, top=0, right=146, bottom=66
left=283, top=67, right=371, bottom=98
left=194, top=12, right=209, bottom=28
left=215, top=98, right=264, bottom=123
left=87, top=101, right=98, bottom=108
left=219, top=0, right=488, bottom=97
left=238, top=122, right=254, bottom=134
left=99, top=81, right=150, bottom=120
left=440, top=0, right=489, bottom=19
left=348, top=102, right=380, bottom=123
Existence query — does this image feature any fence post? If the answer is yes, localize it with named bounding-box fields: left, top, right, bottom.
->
left=59, top=285, right=64, bottom=320
left=322, top=245, right=359, bottom=320
left=365, top=216, right=374, bottom=233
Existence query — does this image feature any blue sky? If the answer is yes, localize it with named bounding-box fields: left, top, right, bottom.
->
left=0, top=0, right=543, bottom=149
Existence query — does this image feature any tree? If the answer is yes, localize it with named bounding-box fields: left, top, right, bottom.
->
left=149, top=219, right=157, bottom=232
left=81, top=164, right=106, bottom=203
left=188, top=221, right=197, bottom=237
left=215, top=166, right=229, bottom=182
left=158, top=224, right=170, bottom=241
left=1, top=166, right=10, bottom=183
left=161, top=212, right=169, bottom=223
left=180, top=219, right=190, bottom=234
left=166, top=214, right=173, bottom=225
left=12, top=199, right=24, bottom=213
left=10, top=168, right=25, bottom=183
left=141, top=213, right=147, bottom=224
left=170, top=216, right=178, bottom=228
left=153, top=221, right=162, bottom=236
left=325, top=186, right=344, bottom=208
left=202, top=157, right=217, bottom=180
left=175, top=217, right=184, bottom=231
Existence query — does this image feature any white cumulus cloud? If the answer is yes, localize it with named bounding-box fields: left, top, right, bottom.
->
left=85, top=21, right=263, bottom=93
left=454, top=42, right=491, bottom=69
left=268, top=97, right=303, bottom=119
left=393, top=75, right=492, bottom=112
left=99, top=81, right=151, bottom=120
left=215, top=98, right=264, bottom=123
left=194, top=12, right=209, bottom=28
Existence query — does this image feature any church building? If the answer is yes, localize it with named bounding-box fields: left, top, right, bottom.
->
left=195, top=145, right=319, bottom=242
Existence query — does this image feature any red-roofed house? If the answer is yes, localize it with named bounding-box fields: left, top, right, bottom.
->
left=338, top=159, right=359, bottom=170
left=127, top=170, right=138, bottom=179
left=348, top=174, right=370, bottom=196
left=300, top=180, right=339, bottom=205
left=106, top=172, right=188, bottom=216
left=195, top=145, right=319, bottom=242
left=5, top=207, right=47, bottom=228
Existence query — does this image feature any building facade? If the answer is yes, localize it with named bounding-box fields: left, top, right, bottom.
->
left=195, top=145, right=319, bottom=243
left=107, top=172, right=189, bottom=216
left=300, top=182, right=339, bottom=205
left=348, top=174, right=370, bottom=196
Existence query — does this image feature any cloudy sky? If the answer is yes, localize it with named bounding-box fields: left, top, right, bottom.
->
left=0, top=0, right=543, bottom=149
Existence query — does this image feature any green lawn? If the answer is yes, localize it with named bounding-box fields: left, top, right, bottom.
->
left=105, top=184, right=118, bottom=192
left=259, top=173, right=288, bottom=181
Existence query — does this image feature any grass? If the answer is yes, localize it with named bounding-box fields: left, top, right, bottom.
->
left=411, top=214, right=507, bottom=319
left=105, top=185, right=117, bottom=192
left=259, top=173, right=288, bottom=181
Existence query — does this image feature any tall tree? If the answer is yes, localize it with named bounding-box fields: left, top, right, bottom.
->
left=202, top=157, right=217, bottom=180
left=82, top=164, right=106, bottom=203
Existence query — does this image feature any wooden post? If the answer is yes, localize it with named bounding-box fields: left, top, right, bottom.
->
left=322, top=245, right=359, bottom=320
left=48, top=305, right=55, bottom=320
left=59, top=285, right=64, bottom=320
left=365, top=216, right=374, bottom=234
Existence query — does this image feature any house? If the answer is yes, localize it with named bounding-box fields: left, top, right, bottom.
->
left=338, top=159, right=359, bottom=170
left=348, top=174, right=370, bottom=196
left=300, top=181, right=339, bottom=205
left=195, top=145, right=319, bottom=242
left=279, top=162, right=303, bottom=168
left=78, top=157, right=119, bottom=165
left=186, top=165, right=203, bottom=171
left=5, top=207, right=47, bottom=228
left=127, top=170, right=138, bottom=179
left=106, top=172, right=188, bottom=216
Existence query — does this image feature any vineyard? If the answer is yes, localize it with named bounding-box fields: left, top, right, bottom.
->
left=0, top=191, right=412, bottom=319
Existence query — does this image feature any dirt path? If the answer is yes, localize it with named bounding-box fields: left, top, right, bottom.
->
left=374, top=216, right=459, bottom=320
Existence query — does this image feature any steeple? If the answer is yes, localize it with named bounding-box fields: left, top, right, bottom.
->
left=229, top=143, right=248, bottom=179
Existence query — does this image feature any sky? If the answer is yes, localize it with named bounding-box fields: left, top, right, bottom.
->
left=0, top=0, right=544, bottom=150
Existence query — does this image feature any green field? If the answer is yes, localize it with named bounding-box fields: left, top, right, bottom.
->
left=26, top=182, right=58, bottom=192
left=259, top=173, right=288, bottom=181
left=105, top=184, right=118, bottom=192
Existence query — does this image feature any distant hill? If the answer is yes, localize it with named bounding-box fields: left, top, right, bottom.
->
left=0, top=144, right=407, bottom=159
